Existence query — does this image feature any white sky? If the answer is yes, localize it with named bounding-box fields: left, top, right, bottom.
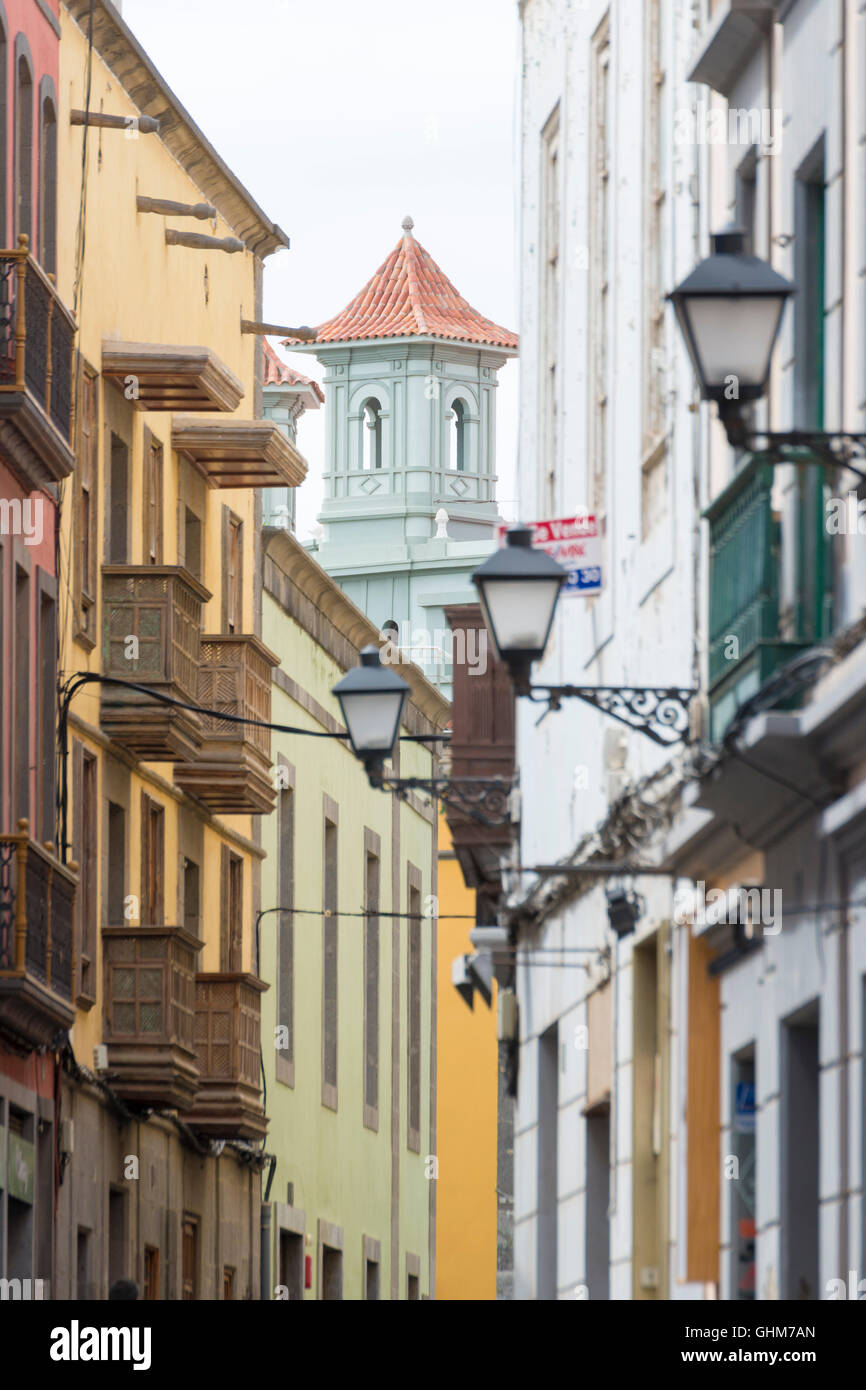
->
left=122, top=0, right=520, bottom=540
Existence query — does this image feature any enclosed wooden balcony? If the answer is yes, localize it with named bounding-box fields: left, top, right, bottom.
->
left=174, top=634, right=278, bottom=813
left=0, top=822, right=76, bottom=1050
left=172, top=416, right=307, bottom=489
left=0, top=237, right=76, bottom=488
left=102, top=926, right=203, bottom=1110
left=102, top=341, right=244, bottom=413
left=183, top=973, right=267, bottom=1139
left=443, top=604, right=515, bottom=888
left=101, top=566, right=211, bottom=762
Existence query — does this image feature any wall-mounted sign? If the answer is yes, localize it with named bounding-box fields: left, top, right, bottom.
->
left=498, top=515, right=602, bottom=595
left=8, top=1133, right=34, bottom=1204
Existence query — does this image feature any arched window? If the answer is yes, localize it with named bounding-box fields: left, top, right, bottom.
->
left=362, top=398, right=382, bottom=470
left=38, top=88, right=57, bottom=273
left=14, top=49, right=33, bottom=243
left=448, top=398, right=466, bottom=471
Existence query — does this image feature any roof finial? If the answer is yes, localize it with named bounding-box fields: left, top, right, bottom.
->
left=401, top=214, right=414, bottom=234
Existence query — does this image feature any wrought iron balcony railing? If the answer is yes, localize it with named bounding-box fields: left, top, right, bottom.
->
left=0, top=821, right=77, bottom=1049
left=0, top=235, right=76, bottom=485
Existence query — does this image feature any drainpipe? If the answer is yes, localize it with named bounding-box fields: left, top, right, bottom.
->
left=260, top=1201, right=272, bottom=1302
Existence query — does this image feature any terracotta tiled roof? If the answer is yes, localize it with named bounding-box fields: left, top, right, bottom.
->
left=283, top=217, right=518, bottom=351
left=262, top=339, right=325, bottom=400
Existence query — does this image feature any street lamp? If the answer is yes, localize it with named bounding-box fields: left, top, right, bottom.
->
left=473, top=523, right=567, bottom=694
left=670, top=226, right=866, bottom=472
left=471, top=525, right=694, bottom=745
left=332, top=645, right=409, bottom=777
left=669, top=226, right=793, bottom=421
left=332, top=645, right=514, bottom=825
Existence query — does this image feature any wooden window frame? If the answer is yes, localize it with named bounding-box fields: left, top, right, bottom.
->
left=363, top=828, right=380, bottom=1130
left=221, top=507, right=243, bottom=633
left=321, top=795, right=339, bottom=1110
left=407, top=863, right=423, bottom=1152
left=75, top=362, right=99, bottom=648
left=277, top=759, right=295, bottom=1087
left=73, top=739, right=98, bottom=1006
left=143, top=1245, right=159, bottom=1301
left=140, top=792, right=165, bottom=927
left=220, top=845, right=243, bottom=972
left=142, top=427, right=164, bottom=565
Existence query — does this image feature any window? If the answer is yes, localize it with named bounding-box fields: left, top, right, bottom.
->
left=181, top=1217, right=198, bottom=1300
left=108, top=1189, right=126, bottom=1288
left=363, top=835, right=380, bottom=1125
left=143, top=430, right=164, bottom=564
left=279, top=1229, right=304, bottom=1300
left=361, top=398, right=382, bottom=470
left=107, top=434, right=129, bottom=564
left=588, top=17, right=611, bottom=517
left=220, top=847, right=243, bottom=972
left=223, top=509, right=243, bottom=632
left=74, top=743, right=97, bottom=999
left=640, top=0, right=668, bottom=537
left=407, top=1272, right=420, bottom=1300
left=106, top=802, right=126, bottom=925
left=183, top=506, right=201, bottom=580
left=363, top=1240, right=381, bottom=1300
left=14, top=51, right=32, bottom=242
left=183, top=857, right=200, bottom=936
left=321, top=1244, right=342, bottom=1301
left=540, top=104, right=560, bottom=514
left=76, top=1228, right=92, bottom=1300
left=448, top=398, right=467, bottom=471
left=143, top=1246, right=159, bottom=1301
left=278, top=775, right=295, bottom=1076
left=14, top=564, right=29, bottom=823
left=38, top=583, right=56, bottom=843
left=38, top=89, right=57, bottom=273
left=322, top=803, right=338, bottom=1108
left=140, top=793, right=165, bottom=927
left=76, top=367, right=98, bottom=641
left=407, top=869, right=422, bottom=1150
left=223, top=1267, right=234, bottom=1300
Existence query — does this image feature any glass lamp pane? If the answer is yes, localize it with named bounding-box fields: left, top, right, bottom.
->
left=481, top=578, right=561, bottom=655
left=339, top=690, right=404, bottom=753
left=685, top=295, right=786, bottom=390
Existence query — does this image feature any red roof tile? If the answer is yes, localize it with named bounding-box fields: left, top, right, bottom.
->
left=262, top=339, right=325, bottom=400
left=283, top=217, right=518, bottom=351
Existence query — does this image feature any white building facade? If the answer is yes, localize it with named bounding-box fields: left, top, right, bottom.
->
left=510, top=0, right=866, bottom=1302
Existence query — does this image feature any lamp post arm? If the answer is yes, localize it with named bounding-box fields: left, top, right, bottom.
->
left=525, top=684, right=695, bottom=747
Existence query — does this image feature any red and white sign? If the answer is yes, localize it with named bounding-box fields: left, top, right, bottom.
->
left=497, top=514, right=603, bottom=595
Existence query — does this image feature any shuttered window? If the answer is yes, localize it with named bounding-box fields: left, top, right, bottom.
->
left=363, top=833, right=380, bottom=1125
left=140, top=793, right=164, bottom=927
left=220, top=845, right=243, bottom=972
left=322, top=801, right=338, bottom=1108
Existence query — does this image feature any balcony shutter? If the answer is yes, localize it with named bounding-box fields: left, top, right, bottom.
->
left=220, top=843, right=230, bottom=970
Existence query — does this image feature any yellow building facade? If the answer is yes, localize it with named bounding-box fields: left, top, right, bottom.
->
left=436, top=811, right=499, bottom=1299
left=52, top=0, right=296, bottom=1298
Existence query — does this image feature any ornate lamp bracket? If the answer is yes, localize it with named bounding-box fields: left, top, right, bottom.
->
left=526, top=684, right=695, bottom=747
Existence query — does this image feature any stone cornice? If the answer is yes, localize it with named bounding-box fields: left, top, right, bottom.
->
left=262, top=528, right=451, bottom=736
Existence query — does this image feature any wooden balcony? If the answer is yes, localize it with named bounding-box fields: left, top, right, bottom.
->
left=443, top=604, right=515, bottom=890
left=102, top=341, right=244, bottom=413
left=174, top=635, right=278, bottom=813
left=183, top=973, right=268, bottom=1139
left=0, top=236, right=76, bottom=488
left=0, top=821, right=76, bottom=1050
left=172, top=416, right=307, bottom=489
left=101, top=566, right=211, bottom=762
left=102, top=926, right=203, bottom=1110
